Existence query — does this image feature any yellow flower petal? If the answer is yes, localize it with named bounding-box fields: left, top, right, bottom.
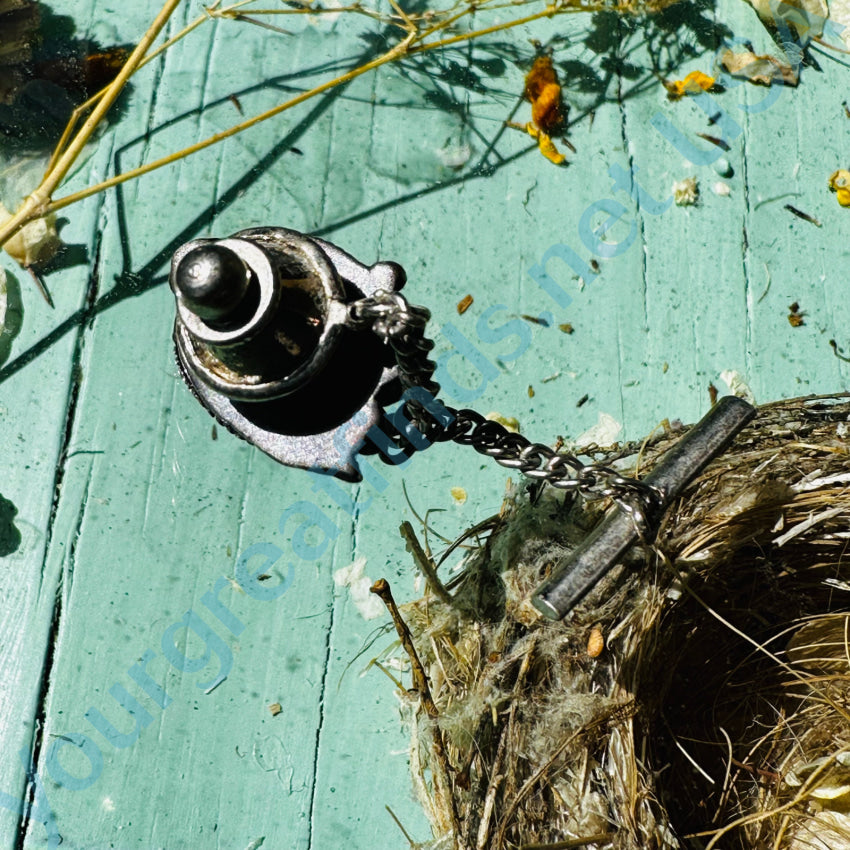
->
left=666, top=70, right=716, bottom=100
left=536, top=131, right=566, bottom=165
left=828, top=170, right=850, bottom=206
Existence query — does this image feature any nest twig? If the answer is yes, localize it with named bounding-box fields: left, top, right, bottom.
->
left=373, top=394, right=850, bottom=850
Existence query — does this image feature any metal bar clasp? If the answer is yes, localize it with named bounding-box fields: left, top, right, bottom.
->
left=531, top=395, right=757, bottom=620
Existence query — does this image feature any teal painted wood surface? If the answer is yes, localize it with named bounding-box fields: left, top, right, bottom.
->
left=0, top=0, right=848, bottom=847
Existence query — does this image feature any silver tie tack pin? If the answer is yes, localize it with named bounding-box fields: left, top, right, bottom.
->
left=168, top=227, right=756, bottom=616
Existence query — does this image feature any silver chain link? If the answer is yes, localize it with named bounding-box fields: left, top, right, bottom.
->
left=349, top=291, right=659, bottom=515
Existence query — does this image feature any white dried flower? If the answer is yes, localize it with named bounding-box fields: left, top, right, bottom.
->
left=0, top=202, right=63, bottom=268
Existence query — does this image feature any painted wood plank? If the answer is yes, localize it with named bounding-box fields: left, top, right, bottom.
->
left=0, top=0, right=161, bottom=843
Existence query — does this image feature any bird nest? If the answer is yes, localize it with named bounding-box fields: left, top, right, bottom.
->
left=375, top=393, right=850, bottom=850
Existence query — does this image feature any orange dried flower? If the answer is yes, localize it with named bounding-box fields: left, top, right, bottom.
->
left=525, top=56, right=563, bottom=133
left=519, top=56, right=567, bottom=165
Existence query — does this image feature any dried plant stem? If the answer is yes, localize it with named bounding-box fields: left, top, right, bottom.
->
left=0, top=0, right=183, bottom=248
left=697, top=749, right=850, bottom=850
left=385, top=804, right=418, bottom=847
left=400, top=521, right=455, bottom=606
left=1, top=0, right=625, bottom=254
left=475, top=724, right=508, bottom=850
left=36, top=29, right=418, bottom=218
left=493, top=706, right=634, bottom=849
left=370, top=578, right=462, bottom=846
left=475, top=638, right=537, bottom=850
left=519, top=835, right=616, bottom=849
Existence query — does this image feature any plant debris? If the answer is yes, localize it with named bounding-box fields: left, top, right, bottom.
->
left=268, top=702, right=282, bottom=716
left=672, top=177, right=699, bottom=205
left=525, top=55, right=563, bottom=132
left=788, top=301, right=805, bottom=326
left=378, top=395, right=850, bottom=850
left=664, top=70, right=716, bottom=99
left=696, top=132, right=730, bottom=150
left=457, top=294, right=473, bottom=314
left=334, top=557, right=385, bottom=620
left=485, top=412, right=520, bottom=433
left=586, top=626, right=605, bottom=658
left=720, top=48, right=799, bottom=86
left=830, top=340, right=850, bottom=362
left=558, top=322, right=574, bottom=334
left=450, top=487, right=468, bottom=505
left=828, top=169, right=850, bottom=206
left=785, top=203, right=821, bottom=226
left=519, top=56, right=569, bottom=165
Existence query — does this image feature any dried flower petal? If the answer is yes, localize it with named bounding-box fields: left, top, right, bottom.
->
left=521, top=56, right=568, bottom=165
left=665, top=70, right=716, bottom=100
left=720, top=49, right=798, bottom=87
left=535, top=130, right=566, bottom=165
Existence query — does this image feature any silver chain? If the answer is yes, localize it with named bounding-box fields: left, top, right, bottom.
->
left=349, top=291, right=659, bottom=514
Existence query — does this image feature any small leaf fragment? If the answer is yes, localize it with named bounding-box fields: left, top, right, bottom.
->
left=720, top=49, right=798, bottom=86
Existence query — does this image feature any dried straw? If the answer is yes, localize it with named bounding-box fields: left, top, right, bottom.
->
left=376, top=393, right=850, bottom=850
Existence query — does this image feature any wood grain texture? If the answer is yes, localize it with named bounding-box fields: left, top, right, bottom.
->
left=0, top=0, right=848, bottom=847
